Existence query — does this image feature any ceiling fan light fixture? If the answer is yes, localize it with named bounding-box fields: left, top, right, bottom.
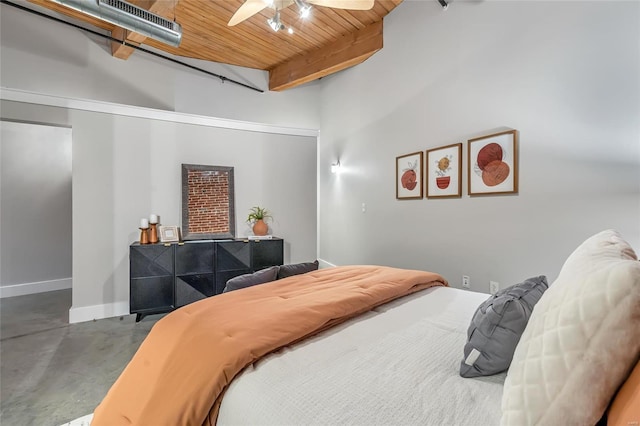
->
left=267, top=17, right=280, bottom=31
left=294, top=0, right=312, bottom=18
left=267, top=9, right=285, bottom=31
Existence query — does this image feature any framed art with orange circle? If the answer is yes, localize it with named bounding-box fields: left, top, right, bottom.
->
left=426, top=143, right=462, bottom=198
left=396, top=151, right=424, bottom=200
left=467, top=130, right=518, bottom=196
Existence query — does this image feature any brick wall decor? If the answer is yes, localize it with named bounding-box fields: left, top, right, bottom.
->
left=187, top=170, right=230, bottom=234
left=181, top=164, right=235, bottom=240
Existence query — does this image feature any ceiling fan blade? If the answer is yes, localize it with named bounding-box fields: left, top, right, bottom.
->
left=306, top=0, right=374, bottom=10
left=228, top=0, right=269, bottom=26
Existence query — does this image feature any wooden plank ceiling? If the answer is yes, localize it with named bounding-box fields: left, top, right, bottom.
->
left=27, top=0, right=403, bottom=91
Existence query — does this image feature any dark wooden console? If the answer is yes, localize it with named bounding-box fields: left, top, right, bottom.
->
left=130, top=238, right=283, bottom=321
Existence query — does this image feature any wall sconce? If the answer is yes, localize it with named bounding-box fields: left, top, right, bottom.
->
left=331, top=160, right=341, bottom=174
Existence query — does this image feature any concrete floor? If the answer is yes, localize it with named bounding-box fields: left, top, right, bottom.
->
left=1, top=289, right=162, bottom=426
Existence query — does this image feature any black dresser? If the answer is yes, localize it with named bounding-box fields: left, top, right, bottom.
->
left=130, top=238, right=283, bottom=321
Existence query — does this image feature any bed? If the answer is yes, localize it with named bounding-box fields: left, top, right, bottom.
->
left=217, top=284, right=505, bottom=426
left=91, top=229, right=640, bottom=426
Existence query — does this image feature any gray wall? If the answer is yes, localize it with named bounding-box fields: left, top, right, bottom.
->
left=3, top=0, right=639, bottom=313
left=318, top=1, right=640, bottom=293
left=0, top=2, right=320, bottom=129
left=0, top=1, right=320, bottom=319
left=0, top=121, right=72, bottom=292
left=1, top=100, right=317, bottom=318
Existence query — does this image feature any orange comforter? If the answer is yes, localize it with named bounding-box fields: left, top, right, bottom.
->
left=92, top=265, right=447, bottom=426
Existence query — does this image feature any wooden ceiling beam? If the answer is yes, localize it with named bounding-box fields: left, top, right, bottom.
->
left=111, top=0, right=177, bottom=60
left=268, top=19, right=382, bottom=92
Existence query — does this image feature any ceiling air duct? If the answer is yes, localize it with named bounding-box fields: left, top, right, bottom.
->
left=50, top=0, right=182, bottom=47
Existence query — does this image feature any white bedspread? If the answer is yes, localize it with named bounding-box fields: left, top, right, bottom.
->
left=218, top=286, right=504, bottom=425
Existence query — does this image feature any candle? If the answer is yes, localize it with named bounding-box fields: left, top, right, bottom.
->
left=140, top=218, right=149, bottom=228
left=149, top=214, right=158, bottom=224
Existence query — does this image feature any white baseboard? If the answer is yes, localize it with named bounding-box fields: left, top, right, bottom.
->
left=0, top=278, right=72, bottom=298
left=69, top=301, right=129, bottom=324
left=317, top=258, right=337, bottom=268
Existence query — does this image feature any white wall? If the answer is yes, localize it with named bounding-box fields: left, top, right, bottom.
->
left=318, top=1, right=640, bottom=293
left=0, top=120, right=72, bottom=297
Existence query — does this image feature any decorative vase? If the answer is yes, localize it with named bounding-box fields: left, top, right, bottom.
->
left=252, top=219, right=268, bottom=236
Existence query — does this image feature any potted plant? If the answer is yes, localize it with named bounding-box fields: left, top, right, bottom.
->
left=247, top=206, right=272, bottom=236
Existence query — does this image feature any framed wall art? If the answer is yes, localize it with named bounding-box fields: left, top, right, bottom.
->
left=426, top=143, right=462, bottom=198
left=181, top=164, right=235, bottom=240
left=159, top=225, right=180, bottom=243
left=396, top=151, right=424, bottom=200
left=467, top=130, right=518, bottom=196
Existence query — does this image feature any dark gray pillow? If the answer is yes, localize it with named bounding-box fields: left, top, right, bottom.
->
left=459, top=275, right=549, bottom=378
left=277, top=260, right=319, bottom=279
left=223, top=266, right=279, bottom=293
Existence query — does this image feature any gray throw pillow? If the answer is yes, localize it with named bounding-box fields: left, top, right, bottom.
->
left=223, top=266, right=279, bottom=293
left=459, top=275, right=549, bottom=378
left=277, top=260, right=319, bottom=279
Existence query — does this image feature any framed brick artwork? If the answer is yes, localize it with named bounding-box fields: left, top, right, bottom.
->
left=181, top=164, right=236, bottom=240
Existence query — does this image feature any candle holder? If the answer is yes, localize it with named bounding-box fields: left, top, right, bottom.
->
left=139, top=227, right=150, bottom=244
left=149, top=223, right=159, bottom=244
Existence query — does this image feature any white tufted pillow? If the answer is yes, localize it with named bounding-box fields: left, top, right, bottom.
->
left=501, top=229, right=640, bottom=426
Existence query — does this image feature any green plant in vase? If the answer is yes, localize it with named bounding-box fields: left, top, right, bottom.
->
left=247, top=206, right=272, bottom=236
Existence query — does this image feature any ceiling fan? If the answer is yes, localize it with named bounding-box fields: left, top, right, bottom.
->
left=228, top=0, right=375, bottom=31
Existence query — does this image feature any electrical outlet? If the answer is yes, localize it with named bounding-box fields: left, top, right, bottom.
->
left=462, top=275, right=470, bottom=289
left=362, top=203, right=366, bottom=213
left=490, top=281, right=500, bottom=295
